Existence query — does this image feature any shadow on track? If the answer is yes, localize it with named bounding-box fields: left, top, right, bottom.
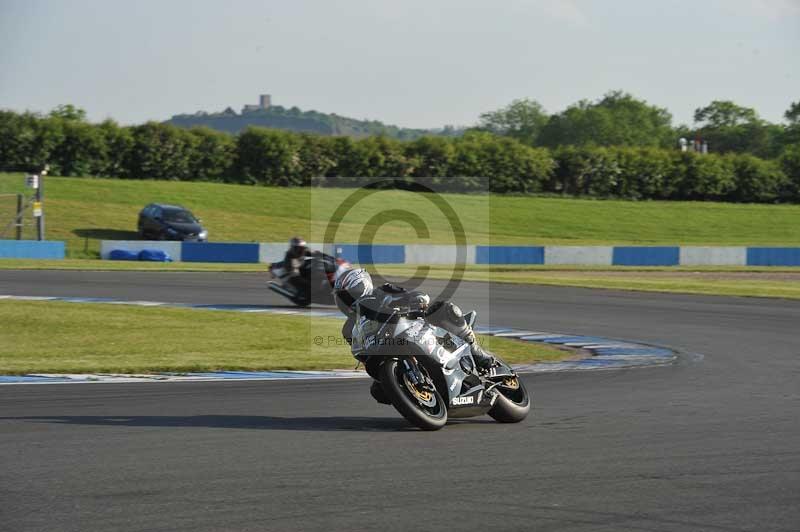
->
left=2, top=415, right=497, bottom=432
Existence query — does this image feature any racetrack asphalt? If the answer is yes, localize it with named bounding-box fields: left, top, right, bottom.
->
left=1, top=270, right=799, bottom=532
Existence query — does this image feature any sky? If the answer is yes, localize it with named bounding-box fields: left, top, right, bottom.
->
left=0, top=0, right=798, bottom=129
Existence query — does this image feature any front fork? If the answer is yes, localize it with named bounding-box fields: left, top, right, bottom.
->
left=401, top=357, right=427, bottom=386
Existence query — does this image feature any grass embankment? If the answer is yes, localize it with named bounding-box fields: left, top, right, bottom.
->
left=375, top=265, right=800, bottom=299
left=3, top=172, right=800, bottom=259
left=0, top=300, right=569, bottom=375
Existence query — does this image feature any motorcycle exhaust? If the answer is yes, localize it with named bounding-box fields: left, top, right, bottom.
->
left=268, top=281, right=295, bottom=299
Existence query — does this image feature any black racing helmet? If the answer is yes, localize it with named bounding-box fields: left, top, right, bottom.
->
left=289, top=236, right=307, bottom=255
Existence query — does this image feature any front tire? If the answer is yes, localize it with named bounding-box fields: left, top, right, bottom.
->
left=380, top=359, right=447, bottom=431
left=488, top=375, right=531, bottom=423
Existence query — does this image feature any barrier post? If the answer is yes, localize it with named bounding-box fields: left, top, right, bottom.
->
left=15, top=193, right=23, bottom=240
left=35, top=169, right=45, bottom=241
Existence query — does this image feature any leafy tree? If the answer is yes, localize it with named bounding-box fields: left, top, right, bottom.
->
left=97, top=120, right=133, bottom=177
left=28, top=113, right=65, bottom=172
left=477, top=99, right=549, bottom=145
left=614, top=147, right=676, bottom=199
left=548, top=146, right=622, bottom=197
left=187, top=127, right=235, bottom=181
left=692, top=100, right=784, bottom=157
left=50, top=119, right=108, bottom=176
left=778, top=143, right=800, bottom=201
left=784, top=102, right=800, bottom=147
left=49, top=104, right=87, bottom=122
left=450, top=132, right=554, bottom=193
left=234, top=127, right=302, bottom=185
left=694, top=101, right=759, bottom=128
left=297, top=134, right=337, bottom=185
left=125, top=122, right=197, bottom=180
left=0, top=110, right=30, bottom=170
left=674, top=152, right=736, bottom=200
left=784, top=101, right=800, bottom=126
left=406, top=136, right=456, bottom=185
left=726, top=154, right=786, bottom=202
left=539, top=91, right=674, bottom=148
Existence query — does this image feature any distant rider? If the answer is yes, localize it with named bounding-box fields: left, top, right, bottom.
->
left=333, top=268, right=496, bottom=404
left=283, top=236, right=313, bottom=294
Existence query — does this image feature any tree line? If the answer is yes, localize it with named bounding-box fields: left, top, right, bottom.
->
left=477, top=91, right=800, bottom=159
left=0, top=103, right=799, bottom=203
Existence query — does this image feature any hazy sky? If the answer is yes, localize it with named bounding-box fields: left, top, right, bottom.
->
left=0, top=0, right=798, bottom=128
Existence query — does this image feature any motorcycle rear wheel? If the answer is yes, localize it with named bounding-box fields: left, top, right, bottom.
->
left=488, top=375, right=531, bottom=423
left=380, top=359, right=447, bottom=431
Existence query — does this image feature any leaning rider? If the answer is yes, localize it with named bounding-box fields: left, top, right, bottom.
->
left=333, top=268, right=497, bottom=403
left=283, top=236, right=313, bottom=294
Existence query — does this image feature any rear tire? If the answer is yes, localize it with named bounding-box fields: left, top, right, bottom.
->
left=292, top=297, right=311, bottom=307
left=488, top=375, right=531, bottom=423
left=380, top=359, right=447, bottom=431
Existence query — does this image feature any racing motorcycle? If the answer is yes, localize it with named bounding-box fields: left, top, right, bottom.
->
left=268, top=252, right=351, bottom=306
left=352, top=304, right=530, bottom=430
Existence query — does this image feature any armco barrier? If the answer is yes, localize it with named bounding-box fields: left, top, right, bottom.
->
left=98, top=241, right=800, bottom=266
left=679, top=246, right=746, bottom=266
left=182, top=242, right=260, bottom=263
left=476, top=246, right=544, bottom=265
left=747, top=247, right=800, bottom=266
left=336, top=244, right=405, bottom=264
left=0, top=240, right=65, bottom=259
left=545, top=246, right=613, bottom=265
left=612, top=246, right=680, bottom=266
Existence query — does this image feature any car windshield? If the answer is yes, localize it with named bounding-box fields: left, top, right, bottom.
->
left=162, top=209, right=197, bottom=223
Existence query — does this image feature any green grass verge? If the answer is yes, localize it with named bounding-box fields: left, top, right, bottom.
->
left=0, top=300, right=570, bottom=375
left=0, top=258, right=266, bottom=271
left=374, top=265, right=800, bottom=299
left=3, top=172, right=800, bottom=258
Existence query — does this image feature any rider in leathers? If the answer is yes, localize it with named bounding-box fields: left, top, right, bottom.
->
left=333, top=268, right=496, bottom=404
left=283, top=236, right=313, bottom=294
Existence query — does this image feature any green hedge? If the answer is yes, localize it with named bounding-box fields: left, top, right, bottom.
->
left=0, top=109, right=798, bottom=202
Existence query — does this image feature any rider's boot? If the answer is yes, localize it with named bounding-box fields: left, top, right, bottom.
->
left=370, top=380, right=391, bottom=405
left=469, top=339, right=497, bottom=372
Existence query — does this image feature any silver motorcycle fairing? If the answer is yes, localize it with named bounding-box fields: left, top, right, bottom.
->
left=354, top=314, right=501, bottom=415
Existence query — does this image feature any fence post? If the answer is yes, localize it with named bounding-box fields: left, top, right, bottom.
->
left=35, top=168, right=46, bottom=241
left=15, top=193, right=23, bottom=240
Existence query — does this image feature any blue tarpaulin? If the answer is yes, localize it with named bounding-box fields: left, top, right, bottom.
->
left=138, top=249, right=172, bottom=262
left=109, top=249, right=139, bottom=261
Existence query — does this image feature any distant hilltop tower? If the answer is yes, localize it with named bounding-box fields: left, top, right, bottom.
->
left=242, top=94, right=272, bottom=113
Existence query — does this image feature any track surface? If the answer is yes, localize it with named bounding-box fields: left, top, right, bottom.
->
left=1, top=270, right=799, bottom=532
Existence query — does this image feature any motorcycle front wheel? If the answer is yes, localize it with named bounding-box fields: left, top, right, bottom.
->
left=488, top=374, right=531, bottom=423
left=380, top=359, right=447, bottom=431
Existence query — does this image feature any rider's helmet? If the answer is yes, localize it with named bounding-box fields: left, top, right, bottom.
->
left=289, top=236, right=307, bottom=256
left=333, top=268, right=373, bottom=316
